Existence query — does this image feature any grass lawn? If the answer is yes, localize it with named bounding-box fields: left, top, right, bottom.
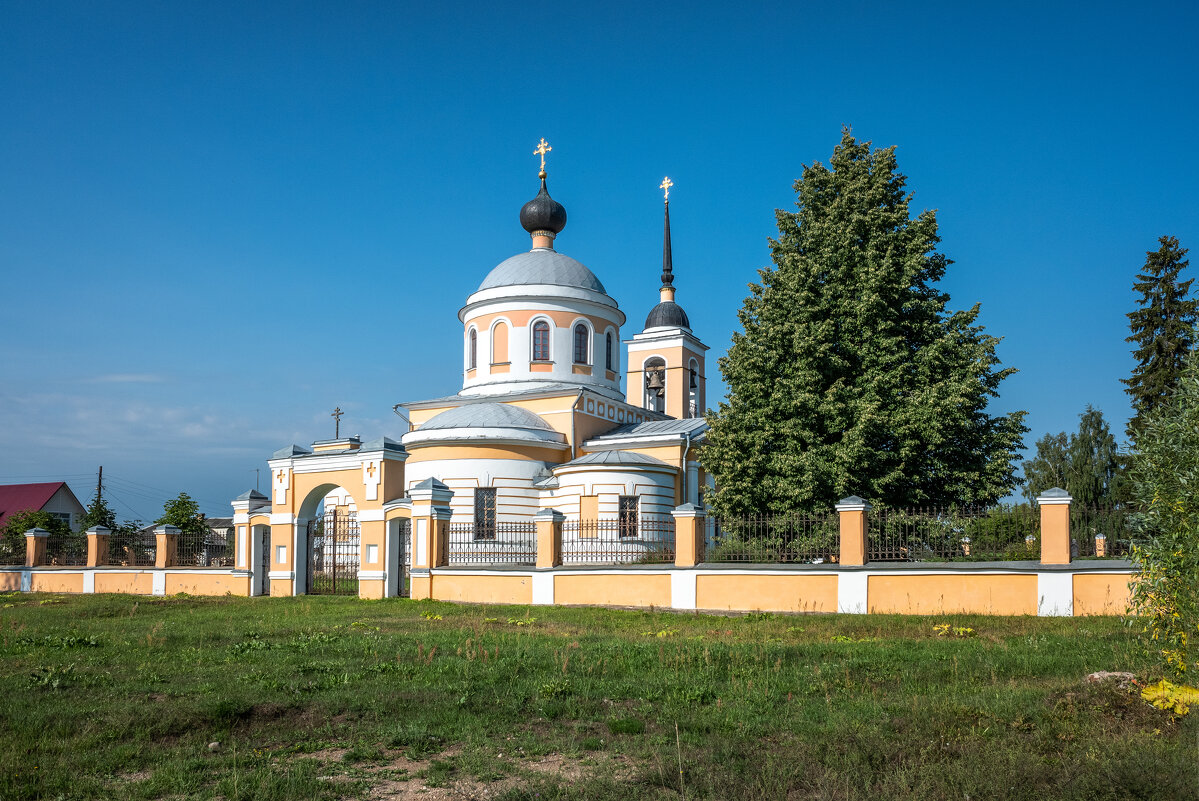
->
left=0, top=592, right=1193, bottom=800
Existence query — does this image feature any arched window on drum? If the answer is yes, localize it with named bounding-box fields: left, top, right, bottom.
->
left=532, top=320, right=551, bottom=362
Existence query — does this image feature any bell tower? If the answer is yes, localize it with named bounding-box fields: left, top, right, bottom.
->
left=625, top=177, right=709, bottom=419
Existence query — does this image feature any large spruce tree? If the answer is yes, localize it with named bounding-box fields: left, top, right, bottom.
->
left=703, top=130, right=1027, bottom=516
left=1124, top=235, right=1196, bottom=440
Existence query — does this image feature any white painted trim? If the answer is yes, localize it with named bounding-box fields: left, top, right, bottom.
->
left=83, top=570, right=95, bottom=593
left=671, top=570, right=697, bottom=610
left=532, top=572, right=554, bottom=605
left=838, top=572, right=869, bottom=613
left=270, top=513, right=296, bottom=525
left=233, top=512, right=249, bottom=524
left=268, top=570, right=296, bottom=580
left=152, top=571, right=166, bottom=597
left=20, top=569, right=31, bottom=592
left=358, top=570, right=386, bottom=580
left=1037, top=572, right=1074, bottom=616
left=357, top=510, right=385, bottom=522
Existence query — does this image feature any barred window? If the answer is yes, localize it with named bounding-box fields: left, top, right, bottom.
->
left=532, top=321, right=550, bottom=361
left=573, top=324, right=589, bottom=364
left=618, top=495, right=639, bottom=538
left=474, top=488, right=496, bottom=540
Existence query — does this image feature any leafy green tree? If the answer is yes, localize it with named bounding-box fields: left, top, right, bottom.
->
left=1127, top=344, right=1199, bottom=679
left=703, top=129, right=1027, bottom=515
left=156, top=492, right=207, bottom=537
left=79, top=490, right=118, bottom=531
left=0, top=510, right=71, bottom=563
left=1124, top=236, right=1197, bottom=441
left=1022, top=405, right=1125, bottom=506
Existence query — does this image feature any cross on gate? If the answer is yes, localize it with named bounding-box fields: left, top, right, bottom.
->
left=331, top=406, right=343, bottom=438
left=366, top=463, right=376, bottom=478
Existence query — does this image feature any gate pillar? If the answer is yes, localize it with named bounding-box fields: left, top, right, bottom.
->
left=269, top=520, right=298, bottom=596
left=358, top=517, right=387, bottom=599
left=407, top=479, right=453, bottom=600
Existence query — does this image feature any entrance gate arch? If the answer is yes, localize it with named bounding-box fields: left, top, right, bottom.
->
left=307, top=508, right=361, bottom=596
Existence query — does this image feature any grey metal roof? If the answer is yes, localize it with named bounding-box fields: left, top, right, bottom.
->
left=478, top=249, right=606, bottom=293
left=587, top=418, right=708, bottom=441
left=272, top=444, right=313, bottom=459
left=360, top=436, right=406, bottom=453
left=557, top=450, right=672, bottom=469
left=235, top=489, right=268, bottom=501
left=419, top=402, right=553, bottom=431
left=404, top=383, right=621, bottom=409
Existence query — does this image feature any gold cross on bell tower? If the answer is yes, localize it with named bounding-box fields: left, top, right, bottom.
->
left=534, top=138, right=552, bottom=178
left=660, top=176, right=673, bottom=202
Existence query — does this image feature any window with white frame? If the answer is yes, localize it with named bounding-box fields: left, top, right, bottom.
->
left=532, top=320, right=550, bottom=361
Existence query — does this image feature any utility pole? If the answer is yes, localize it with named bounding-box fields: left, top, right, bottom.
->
left=96, top=465, right=103, bottom=503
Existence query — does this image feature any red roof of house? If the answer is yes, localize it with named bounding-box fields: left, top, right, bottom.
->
left=0, top=482, right=69, bottom=529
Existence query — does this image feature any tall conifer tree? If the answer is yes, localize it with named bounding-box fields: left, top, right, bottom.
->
left=703, top=130, right=1027, bottom=515
left=1124, top=236, right=1196, bottom=440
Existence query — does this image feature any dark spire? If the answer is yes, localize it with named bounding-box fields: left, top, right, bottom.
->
left=644, top=176, right=690, bottom=331
left=661, top=199, right=674, bottom=287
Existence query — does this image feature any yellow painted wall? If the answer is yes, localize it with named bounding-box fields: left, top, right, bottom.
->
left=867, top=574, right=1037, bottom=615
left=31, top=573, right=84, bottom=593
left=432, top=573, right=532, bottom=605
left=554, top=573, right=671, bottom=608
left=410, top=574, right=432, bottom=600
left=269, top=578, right=293, bottom=596
left=696, top=574, right=837, bottom=613
left=94, top=572, right=154, bottom=594
left=406, top=443, right=567, bottom=463
left=165, top=572, right=251, bottom=596
left=0, top=573, right=20, bottom=591
left=1074, top=573, right=1133, bottom=616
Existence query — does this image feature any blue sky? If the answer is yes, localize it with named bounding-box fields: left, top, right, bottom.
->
left=2, top=1, right=1197, bottom=519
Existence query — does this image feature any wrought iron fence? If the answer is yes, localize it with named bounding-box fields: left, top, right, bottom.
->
left=176, top=528, right=236, bottom=567
left=1073, top=507, right=1141, bottom=558
left=45, top=533, right=87, bottom=566
left=868, top=505, right=1039, bottom=561
left=447, top=521, right=536, bottom=565
left=562, top=516, right=675, bottom=565
left=108, top=529, right=157, bottom=567
left=0, top=534, right=24, bottom=565
left=704, top=513, right=838, bottom=563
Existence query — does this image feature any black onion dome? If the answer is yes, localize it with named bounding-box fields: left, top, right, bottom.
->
left=645, top=300, right=690, bottom=329
left=520, top=178, right=567, bottom=236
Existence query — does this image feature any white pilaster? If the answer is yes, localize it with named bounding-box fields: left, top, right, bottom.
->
left=837, top=572, right=868, bottom=614
left=83, top=570, right=95, bottom=594
left=670, top=569, right=697, bottom=610
left=531, top=571, right=554, bottom=605
left=1037, top=572, right=1074, bottom=616
left=152, top=571, right=166, bottom=597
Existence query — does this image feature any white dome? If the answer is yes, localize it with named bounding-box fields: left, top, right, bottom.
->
left=478, top=249, right=606, bottom=294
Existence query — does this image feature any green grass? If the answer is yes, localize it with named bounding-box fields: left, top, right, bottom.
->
left=0, top=592, right=1194, bottom=800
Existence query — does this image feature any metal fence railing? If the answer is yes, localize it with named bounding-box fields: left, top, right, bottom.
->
left=45, top=533, right=87, bottom=566
left=703, top=513, right=838, bottom=563
left=176, top=529, right=236, bottom=567
left=447, top=521, right=537, bottom=565
left=1073, top=507, right=1141, bottom=558
left=868, top=505, right=1039, bottom=562
left=562, top=516, right=675, bottom=565
left=107, top=530, right=156, bottom=567
left=0, top=535, right=24, bottom=565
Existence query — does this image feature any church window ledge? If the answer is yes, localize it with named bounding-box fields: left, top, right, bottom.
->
left=572, top=364, right=593, bottom=376
left=465, top=368, right=477, bottom=378
left=529, top=361, right=555, bottom=372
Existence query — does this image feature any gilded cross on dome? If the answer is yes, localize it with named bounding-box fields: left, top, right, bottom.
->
left=660, top=176, right=673, bottom=202
left=534, top=138, right=552, bottom=177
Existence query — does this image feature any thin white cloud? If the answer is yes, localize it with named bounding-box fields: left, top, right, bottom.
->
left=88, top=373, right=166, bottom=384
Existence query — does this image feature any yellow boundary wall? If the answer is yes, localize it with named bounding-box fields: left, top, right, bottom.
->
left=0, top=564, right=1133, bottom=617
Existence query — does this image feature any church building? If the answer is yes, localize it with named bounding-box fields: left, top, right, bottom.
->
left=241, top=141, right=711, bottom=597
